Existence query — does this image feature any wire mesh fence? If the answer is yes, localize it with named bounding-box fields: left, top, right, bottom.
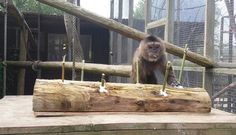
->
left=149, top=0, right=236, bottom=114
left=213, top=0, right=236, bottom=113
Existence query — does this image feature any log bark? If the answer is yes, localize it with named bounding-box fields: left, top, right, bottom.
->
left=36, top=0, right=214, bottom=68
left=33, top=79, right=211, bottom=113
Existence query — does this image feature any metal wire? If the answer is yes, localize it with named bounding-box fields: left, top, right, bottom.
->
left=64, top=0, right=84, bottom=80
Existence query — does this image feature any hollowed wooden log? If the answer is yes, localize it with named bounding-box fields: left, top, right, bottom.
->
left=33, top=79, right=211, bottom=113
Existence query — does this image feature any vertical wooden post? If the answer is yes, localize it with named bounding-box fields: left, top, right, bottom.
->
left=176, top=0, right=181, bottom=46
left=227, top=0, right=234, bottom=112
left=3, top=0, right=8, bottom=97
left=144, top=0, right=151, bottom=33
left=109, top=0, right=114, bottom=65
left=203, top=0, right=215, bottom=97
left=165, top=0, right=175, bottom=61
left=165, top=0, right=175, bottom=43
left=76, top=0, right=81, bottom=80
left=117, top=0, right=123, bottom=82
left=127, top=0, right=133, bottom=64
left=165, top=0, right=175, bottom=42
left=219, top=17, right=224, bottom=61
left=109, top=0, right=115, bottom=82
left=17, top=27, right=28, bottom=95
left=37, top=3, right=41, bottom=78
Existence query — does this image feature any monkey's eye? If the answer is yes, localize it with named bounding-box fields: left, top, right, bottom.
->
left=148, top=45, right=153, bottom=49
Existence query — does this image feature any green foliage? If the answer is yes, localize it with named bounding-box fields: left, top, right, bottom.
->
left=134, top=0, right=145, bottom=19
left=12, top=0, right=63, bottom=15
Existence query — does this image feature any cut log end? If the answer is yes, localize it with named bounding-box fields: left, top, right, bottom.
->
left=33, top=79, right=211, bottom=113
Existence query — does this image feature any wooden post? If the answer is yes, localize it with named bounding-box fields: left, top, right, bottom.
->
left=165, top=0, right=175, bottom=43
left=37, top=2, right=41, bottom=79
left=176, top=0, right=181, bottom=46
left=145, top=0, right=151, bottom=33
left=3, top=0, right=8, bottom=97
left=165, top=0, right=175, bottom=61
left=36, top=0, right=214, bottom=68
left=109, top=0, right=114, bottom=65
left=109, top=0, right=115, bottom=82
left=203, top=0, right=215, bottom=97
left=117, top=0, right=123, bottom=83
left=127, top=0, right=134, bottom=64
left=226, top=0, right=234, bottom=112
left=17, top=27, right=28, bottom=95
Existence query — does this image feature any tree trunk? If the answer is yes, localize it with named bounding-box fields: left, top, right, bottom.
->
left=33, top=79, right=211, bottom=113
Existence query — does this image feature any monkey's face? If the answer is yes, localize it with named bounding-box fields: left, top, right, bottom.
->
left=141, top=41, right=164, bottom=62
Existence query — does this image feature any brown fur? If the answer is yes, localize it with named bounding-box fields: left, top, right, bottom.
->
left=131, top=35, right=177, bottom=85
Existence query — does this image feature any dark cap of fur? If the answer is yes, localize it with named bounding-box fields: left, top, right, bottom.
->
left=144, top=35, right=162, bottom=42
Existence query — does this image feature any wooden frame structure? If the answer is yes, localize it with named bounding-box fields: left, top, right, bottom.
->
left=1, top=0, right=236, bottom=101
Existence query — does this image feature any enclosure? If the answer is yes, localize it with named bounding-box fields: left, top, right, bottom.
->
left=0, top=0, right=236, bottom=134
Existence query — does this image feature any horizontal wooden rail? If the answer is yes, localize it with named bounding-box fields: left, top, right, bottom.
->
left=5, top=61, right=131, bottom=77
left=5, top=61, right=236, bottom=76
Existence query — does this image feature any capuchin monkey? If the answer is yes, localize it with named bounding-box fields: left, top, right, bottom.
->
left=131, top=35, right=181, bottom=87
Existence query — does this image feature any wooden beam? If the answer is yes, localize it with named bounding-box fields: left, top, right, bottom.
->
left=146, top=18, right=166, bottom=30
left=5, top=61, right=131, bottom=77
left=173, top=66, right=204, bottom=72
left=36, top=0, right=214, bottom=68
left=211, top=68, right=236, bottom=75
left=33, top=79, right=211, bottom=113
left=215, top=62, right=236, bottom=68
left=6, top=61, right=236, bottom=77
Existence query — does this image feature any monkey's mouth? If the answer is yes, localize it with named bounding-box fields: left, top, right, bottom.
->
left=149, top=54, right=159, bottom=62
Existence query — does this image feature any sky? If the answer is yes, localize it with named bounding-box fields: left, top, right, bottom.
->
left=80, top=0, right=140, bottom=18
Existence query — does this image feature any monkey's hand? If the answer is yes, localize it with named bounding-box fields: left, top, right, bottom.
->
left=99, top=85, right=108, bottom=93
left=170, top=81, right=183, bottom=89
left=159, top=89, right=168, bottom=97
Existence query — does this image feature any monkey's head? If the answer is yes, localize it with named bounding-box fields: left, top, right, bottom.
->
left=139, top=35, right=165, bottom=62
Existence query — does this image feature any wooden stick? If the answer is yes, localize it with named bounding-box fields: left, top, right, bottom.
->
left=80, top=60, right=85, bottom=81
left=178, top=44, right=188, bottom=82
left=162, top=61, right=171, bottom=92
left=212, top=82, right=236, bottom=100
left=136, top=60, right=139, bottom=84
left=61, top=55, right=66, bottom=82
left=101, top=73, right=105, bottom=87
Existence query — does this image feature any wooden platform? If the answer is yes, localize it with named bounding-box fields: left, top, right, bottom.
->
left=1, top=96, right=236, bottom=135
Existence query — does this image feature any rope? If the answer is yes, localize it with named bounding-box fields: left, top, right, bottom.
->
left=32, top=60, right=41, bottom=71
